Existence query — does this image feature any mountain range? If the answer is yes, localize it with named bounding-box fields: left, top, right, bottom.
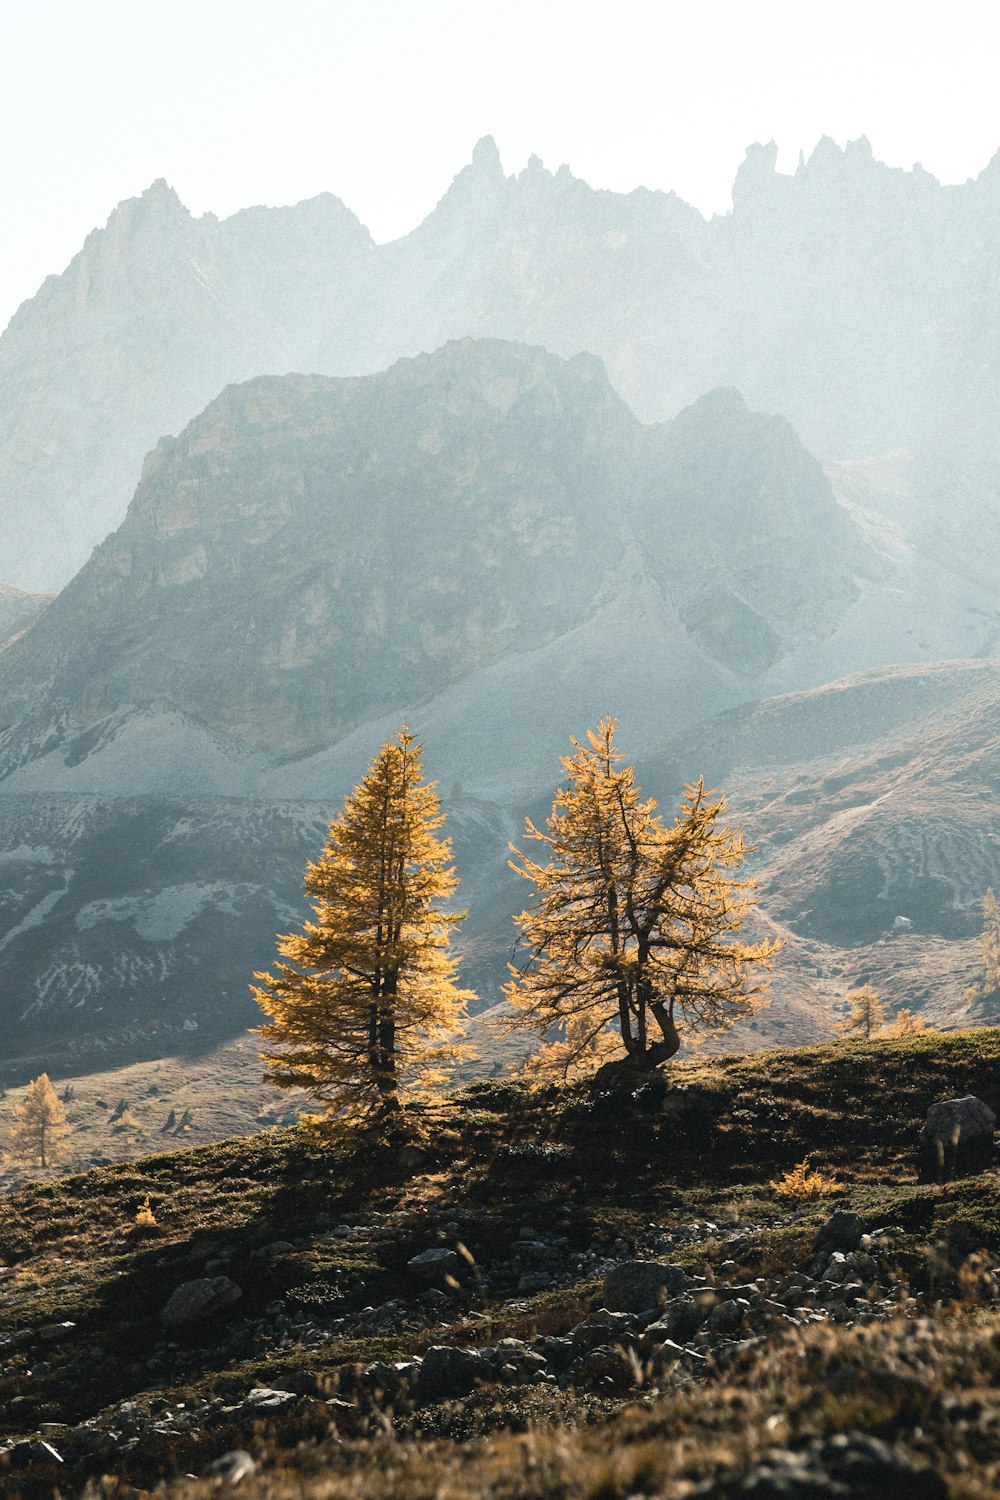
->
left=5, top=136, right=1000, bottom=591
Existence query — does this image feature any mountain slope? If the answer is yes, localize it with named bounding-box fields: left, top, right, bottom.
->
left=660, top=657, right=1000, bottom=941
left=0, top=341, right=873, bottom=1056
left=0, top=583, right=50, bottom=647
left=0, top=341, right=868, bottom=766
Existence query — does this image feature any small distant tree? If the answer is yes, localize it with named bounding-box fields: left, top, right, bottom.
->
left=970, top=887, right=1000, bottom=1003
left=7, top=1073, right=71, bottom=1169
left=890, top=1006, right=932, bottom=1037
left=837, top=985, right=886, bottom=1040
left=503, top=718, right=779, bottom=1083
left=253, top=727, right=473, bottom=1125
left=162, top=1109, right=177, bottom=1133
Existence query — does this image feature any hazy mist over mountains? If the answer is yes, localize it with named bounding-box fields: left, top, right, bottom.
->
left=5, top=136, right=1000, bottom=590
left=2, top=136, right=1000, bottom=1065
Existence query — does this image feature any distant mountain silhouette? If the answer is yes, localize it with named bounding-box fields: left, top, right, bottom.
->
left=5, top=137, right=1000, bottom=588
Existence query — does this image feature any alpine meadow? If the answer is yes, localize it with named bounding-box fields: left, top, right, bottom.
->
left=4, top=6, right=1000, bottom=1496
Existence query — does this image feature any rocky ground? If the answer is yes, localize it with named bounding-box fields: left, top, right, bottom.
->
left=3, top=1031, right=1000, bottom=1497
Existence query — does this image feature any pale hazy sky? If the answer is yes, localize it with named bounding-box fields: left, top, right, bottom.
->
left=4, top=0, right=1000, bottom=332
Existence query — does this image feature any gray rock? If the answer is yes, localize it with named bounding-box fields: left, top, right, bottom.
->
left=516, top=1271, right=552, bottom=1293
left=362, top=1359, right=421, bottom=1398
left=645, top=1295, right=707, bottom=1343
left=417, top=1344, right=491, bottom=1400
left=705, top=1297, right=748, bottom=1335
left=814, top=1210, right=865, bottom=1253
left=601, top=1260, right=686, bottom=1313
left=698, top=1432, right=948, bottom=1497
left=242, top=1387, right=297, bottom=1411
left=160, top=1276, right=242, bottom=1326
left=923, top=1095, right=996, bottom=1146
left=202, top=1449, right=256, bottom=1484
left=407, top=1247, right=460, bottom=1279
left=569, top=1310, right=638, bottom=1354
left=7, top=1439, right=64, bottom=1467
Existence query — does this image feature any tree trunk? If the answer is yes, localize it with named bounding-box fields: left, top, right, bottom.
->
left=590, top=998, right=681, bottom=1099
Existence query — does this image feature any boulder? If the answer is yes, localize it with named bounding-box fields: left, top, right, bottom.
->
left=407, top=1247, right=460, bottom=1279
left=6, top=1439, right=64, bottom=1468
left=920, top=1095, right=996, bottom=1181
left=362, top=1359, right=421, bottom=1399
left=160, top=1276, right=242, bottom=1327
left=417, top=1344, right=491, bottom=1400
left=645, top=1295, right=706, bottom=1343
left=569, top=1310, right=638, bottom=1354
left=698, top=1433, right=948, bottom=1498
left=814, top=1210, right=865, bottom=1254
left=923, top=1095, right=996, bottom=1146
left=601, top=1260, right=686, bottom=1312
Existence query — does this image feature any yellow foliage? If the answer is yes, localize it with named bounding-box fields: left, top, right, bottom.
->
left=969, top=886, right=1000, bottom=1000
left=503, top=718, right=779, bottom=1076
left=254, top=727, right=474, bottom=1124
left=770, top=1157, right=840, bottom=1200
left=889, top=1007, right=932, bottom=1037
left=836, top=985, right=886, bottom=1040
left=134, top=1196, right=157, bottom=1228
left=6, top=1073, right=71, bottom=1169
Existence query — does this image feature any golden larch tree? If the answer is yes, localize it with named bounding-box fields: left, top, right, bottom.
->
left=253, top=727, right=473, bottom=1124
left=836, top=984, right=886, bottom=1039
left=974, top=887, right=1000, bottom=1001
left=7, top=1073, right=71, bottom=1168
left=503, top=718, right=779, bottom=1083
left=890, top=1006, right=932, bottom=1037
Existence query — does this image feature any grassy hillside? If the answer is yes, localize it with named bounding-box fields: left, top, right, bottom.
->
left=3, top=1031, right=1000, bottom=1497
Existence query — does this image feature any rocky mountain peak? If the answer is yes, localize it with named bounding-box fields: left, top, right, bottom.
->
left=470, top=134, right=504, bottom=176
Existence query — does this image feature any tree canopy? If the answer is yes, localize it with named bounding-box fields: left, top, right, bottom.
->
left=503, top=718, right=778, bottom=1082
left=253, top=727, right=472, bottom=1124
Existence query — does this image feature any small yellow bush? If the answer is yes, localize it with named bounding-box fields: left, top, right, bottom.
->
left=134, top=1196, right=157, bottom=1228
left=770, top=1157, right=839, bottom=1200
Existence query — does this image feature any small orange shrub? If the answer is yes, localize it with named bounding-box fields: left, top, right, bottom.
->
left=770, top=1157, right=839, bottom=1200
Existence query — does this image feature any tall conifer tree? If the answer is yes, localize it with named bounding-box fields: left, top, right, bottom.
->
left=504, top=718, right=778, bottom=1081
left=253, top=728, right=472, bottom=1122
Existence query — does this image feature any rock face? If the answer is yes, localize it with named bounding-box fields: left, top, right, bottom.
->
left=0, top=583, right=50, bottom=647
left=0, top=342, right=867, bottom=764
left=0, top=182, right=372, bottom=591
